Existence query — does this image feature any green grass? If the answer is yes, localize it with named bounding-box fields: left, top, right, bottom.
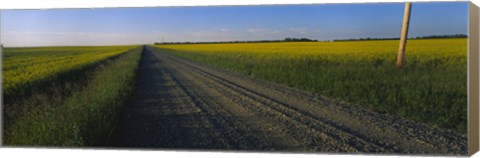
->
left=154, top=38, right=467, bottom=133
left=4, top=46, right=142, bottom=146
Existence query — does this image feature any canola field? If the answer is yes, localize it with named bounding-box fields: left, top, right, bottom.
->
left=3, top=46, right=142, bottom=146
left=3, top=46, right=135, bottom=96
left=156, top=38, right=467, bottom=133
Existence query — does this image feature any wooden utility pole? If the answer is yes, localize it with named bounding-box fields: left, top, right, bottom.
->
left=396, top=2, right=412, bottom=69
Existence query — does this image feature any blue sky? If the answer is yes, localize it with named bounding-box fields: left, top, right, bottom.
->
left=0, top=2, right=468, bottom=47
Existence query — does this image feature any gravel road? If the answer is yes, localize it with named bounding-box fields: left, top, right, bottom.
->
left=112, top=46, right=467, bottom=155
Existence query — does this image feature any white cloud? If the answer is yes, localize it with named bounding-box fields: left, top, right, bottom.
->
left=219, top=28, right=229, bottom=33
left=1, top=31, right=161, bottom=46
left=289, top=28, right=308, bottom=34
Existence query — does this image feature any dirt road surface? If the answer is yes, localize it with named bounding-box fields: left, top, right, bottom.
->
left=112, top=46, right=467, bottom=155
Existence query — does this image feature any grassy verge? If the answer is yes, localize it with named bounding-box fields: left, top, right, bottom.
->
left=154, top=39, right=467, bottom=133
left=4, top=46, right=143, bottom=146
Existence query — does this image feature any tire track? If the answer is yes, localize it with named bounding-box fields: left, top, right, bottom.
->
left=157, top=52, right=371, bottom=152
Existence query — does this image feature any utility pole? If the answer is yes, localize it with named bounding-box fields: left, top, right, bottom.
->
left=396, top=2, right=412, bottom=69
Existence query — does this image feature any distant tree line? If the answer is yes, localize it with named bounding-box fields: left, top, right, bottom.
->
left=154, top=34, right=467, bottom=45
left=332, top=37, right=400, bottom=42
left=284, top=37, right=318, bottom=42
left=155, top=40, right=282, bottom=45
left=333, top=34, right=468, bottom=42
left=154, top=37, right=318, bottom=45
left=413, top=34, right=467, bottom=39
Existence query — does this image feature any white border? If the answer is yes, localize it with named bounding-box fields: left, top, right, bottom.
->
left=0, top=147, right=459, bottom=158
left=0, top=0, right=478, bottom=158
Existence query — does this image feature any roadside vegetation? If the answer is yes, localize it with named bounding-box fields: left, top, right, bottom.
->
left=155, top=38, right=467, bottom=133
left=3, top=46, right=142, bottom=146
